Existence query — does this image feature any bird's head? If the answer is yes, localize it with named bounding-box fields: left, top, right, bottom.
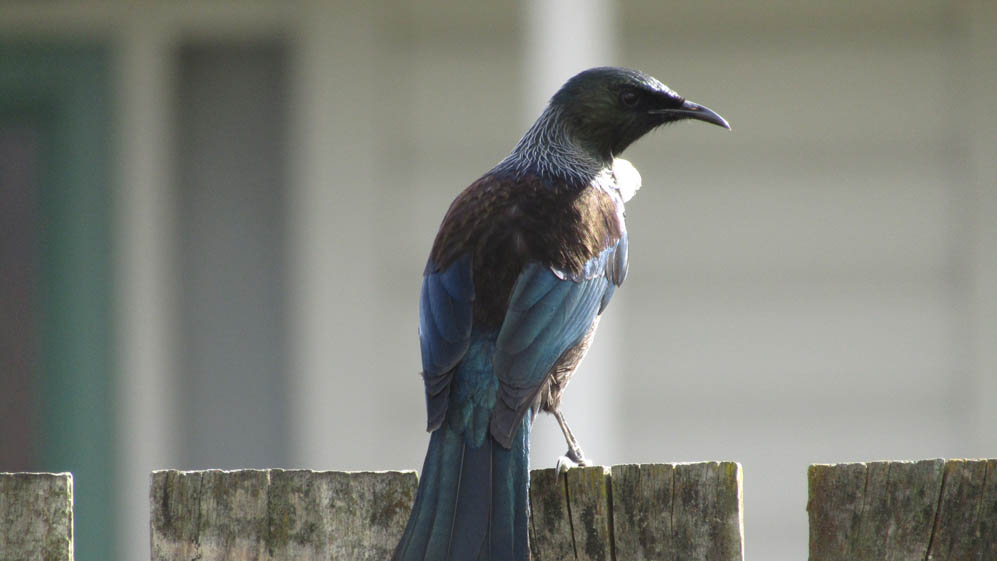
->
left=550, top=67, right=730, bottom=162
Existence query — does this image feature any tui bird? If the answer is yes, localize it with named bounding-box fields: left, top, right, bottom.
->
left=392, top=66, right=729, bottom=561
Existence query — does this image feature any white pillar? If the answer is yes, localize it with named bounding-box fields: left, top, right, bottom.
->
left=287, top=0, right=380, bottom=469
left=522, top=0, right=625, bottom=467
left=523, top=0, right=618, bottom=117
left=115, top=12, right=180, bottom=561
left=966, top=0, right=997, bottom=454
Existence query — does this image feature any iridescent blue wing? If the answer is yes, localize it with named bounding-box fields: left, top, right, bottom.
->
left=489, top=233, right=627, bottom=447
left=419, top=254, right=474, bottom=430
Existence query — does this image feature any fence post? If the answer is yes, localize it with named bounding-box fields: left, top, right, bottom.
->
left=0, top=472, right=74, bottom=561
left=808, top=458, right=997, bottom=561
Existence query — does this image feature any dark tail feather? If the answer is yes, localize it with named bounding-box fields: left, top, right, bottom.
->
left=392, top=417, right=531, bottom=561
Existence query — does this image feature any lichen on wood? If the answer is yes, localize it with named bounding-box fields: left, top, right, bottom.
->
left=528, top=462, right=743, bottom=561
left=0, top=472, right=74, bottom=561
left=150, top=469, right=416, bottom=561
left=529, top=468, right=575, bottom=560
left=808, top=458, right=997, bottom=561
left=150, top=463, right=743, bottom=561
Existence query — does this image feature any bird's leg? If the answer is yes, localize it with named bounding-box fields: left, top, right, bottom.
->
left=553, top=409, right=591, bottom=476
left=554, top=411, right=583, bottom=459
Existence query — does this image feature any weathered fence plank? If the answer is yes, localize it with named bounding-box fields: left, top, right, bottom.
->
left=565, top=465, right=613, bottom=561
left=269, top=470, right=418, bottom=560
left=808, top=458, right=997, bottom=561
left=927, top=459, right=997, bottom=560
left=670, top=461, right=744, bottom=561
left=151, top=469, right=417, bottom=561
left=152, top=463, right=743, bottom=561
left=0, top=472, right=74, bottom=561
left=610, top=463, right=674, bottom=560
left=529, top=468, right=575, bottom=560
left=609, top=462, right=744, bottom=561
left=150, top=470, right=201, bottom=561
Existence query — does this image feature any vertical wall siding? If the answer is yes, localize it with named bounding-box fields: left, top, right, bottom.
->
left=176, top=42, right=290, bottom=469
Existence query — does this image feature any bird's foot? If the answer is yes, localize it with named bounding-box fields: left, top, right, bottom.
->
left=554, top=455, right=578, bottom=477
left=555, top=447, right=591, bottom=477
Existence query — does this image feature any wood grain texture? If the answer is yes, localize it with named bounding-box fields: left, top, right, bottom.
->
left=808, top=459, right=997, bottom=561
left=668, top=462, right=744, bottom=561
left=268, top=470, right=418, bottom=561
left=0, top=472, right=74, bottom=561
left=150, top=469, right=417, bottom=561
left=926, top=459, right=997, bottom=561
left=529, top=468, right=575, bottom=560
left=610, top=463, right=674, bottom=561
left=529, top=462, right=742, bottom=561
left=565, top=466, right=613, bottom=561
left=149, top=463, right=743, bottom=561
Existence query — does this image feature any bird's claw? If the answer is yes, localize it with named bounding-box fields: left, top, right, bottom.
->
left=555, top=448, right=591, bottom=477
left=555, top=455, right=577, bottom=477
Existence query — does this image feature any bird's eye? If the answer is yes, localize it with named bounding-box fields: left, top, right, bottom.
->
left=620, top=90, right=639, bottom=107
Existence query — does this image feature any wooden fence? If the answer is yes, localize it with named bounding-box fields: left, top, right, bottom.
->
left=3, top=459, right=995, bottom=561
left=148, top=462, right=742, bottom=561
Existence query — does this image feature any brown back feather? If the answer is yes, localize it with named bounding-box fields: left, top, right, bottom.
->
left=429, top=173, right=623, bottom=327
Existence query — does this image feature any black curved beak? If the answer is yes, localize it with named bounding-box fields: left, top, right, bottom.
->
left=650, top=99, right=731, bottom=130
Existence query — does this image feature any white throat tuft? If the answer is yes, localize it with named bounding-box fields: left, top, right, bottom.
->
left=611, top=158, right=641, bottom=203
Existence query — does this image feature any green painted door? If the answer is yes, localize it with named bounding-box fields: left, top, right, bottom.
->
left=0, top=43, right=115, bottom=561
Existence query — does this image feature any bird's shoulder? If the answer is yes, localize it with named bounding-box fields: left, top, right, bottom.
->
left=428, top=169, right=624, bottom=278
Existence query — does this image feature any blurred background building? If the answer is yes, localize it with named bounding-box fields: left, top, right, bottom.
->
left=1, top=1, right=995, bottom=560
